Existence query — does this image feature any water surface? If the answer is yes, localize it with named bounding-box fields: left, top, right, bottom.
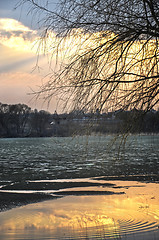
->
left=0, top=181, right=158, bottom=240
left=0, top=135, right=158, bottom=239
left=0, top=135, right=158, bottom=182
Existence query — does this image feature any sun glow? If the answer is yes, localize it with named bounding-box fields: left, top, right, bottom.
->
left=0, top=36, right=35, bottom=53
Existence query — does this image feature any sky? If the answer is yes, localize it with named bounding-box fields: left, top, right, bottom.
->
left=0, top=0, right=57, bottom=112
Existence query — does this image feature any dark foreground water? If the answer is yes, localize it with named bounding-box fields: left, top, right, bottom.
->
left=0, top=135, right=159, bottom=239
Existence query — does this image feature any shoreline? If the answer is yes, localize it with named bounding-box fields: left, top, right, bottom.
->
left=0, top=174, right=158, bottom=213
left=0, top=190, right=125, bottom=213
left=0, top=182, right=158, bottom=240
left=0, top=192, right=57, bottom=212
left=0, top=176, right=158, bottom=213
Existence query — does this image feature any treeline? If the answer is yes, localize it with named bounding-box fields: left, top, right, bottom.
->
left=0, top=103, right=158, bottom=138
left=0, top=103, right=52, bottom=137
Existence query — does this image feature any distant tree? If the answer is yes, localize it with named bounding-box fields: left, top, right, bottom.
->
left=0, top=103, right=32, bottom=137
left=8, top=104, right=32, bottom=136
left=30, top=109, right=51, bottom=136
left=0, top=103, right=10, bottom=136
left=115, top=108, right=145, bottom=133
left=20, top=0, right=159, bottom=113
left=143, top=110, right=159, bottom=132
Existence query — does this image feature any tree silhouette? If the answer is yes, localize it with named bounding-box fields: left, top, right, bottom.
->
left=0, top=103, right=32, bottom=137
left=21, top=0, right=159, bottom=112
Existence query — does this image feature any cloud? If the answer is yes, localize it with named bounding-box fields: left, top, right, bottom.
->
left=0, top=18, right=58, bottom=111
left=0, top=18, right=38, bottom=52
left=0, top=18, right=35, bottom=32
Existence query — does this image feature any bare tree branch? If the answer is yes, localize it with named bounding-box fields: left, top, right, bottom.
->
left=20, top=0, right=159, bottom=112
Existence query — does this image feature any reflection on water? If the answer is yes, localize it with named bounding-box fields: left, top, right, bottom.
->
left=0, top=135, right=158, bottom=239
left=0, top=181, right=158, bottom=239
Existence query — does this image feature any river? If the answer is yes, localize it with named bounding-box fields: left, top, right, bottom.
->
left=0, top=135, right=158, bottom=182
left=0, top=135, right=158, bottom=239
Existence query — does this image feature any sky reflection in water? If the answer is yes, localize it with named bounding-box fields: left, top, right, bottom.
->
left=0, top=181, right=158, bottom=240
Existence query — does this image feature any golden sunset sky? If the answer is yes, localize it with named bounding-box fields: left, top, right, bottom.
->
left=0, top=0, right=58, bottom=112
